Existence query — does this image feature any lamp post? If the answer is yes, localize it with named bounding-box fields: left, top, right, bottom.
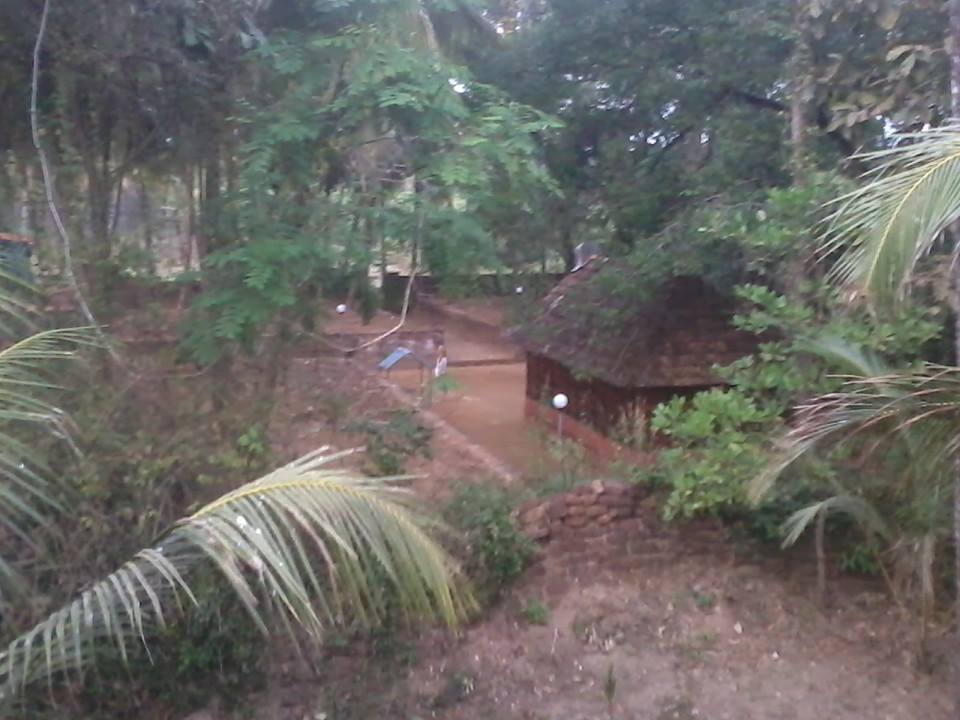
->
left=552, top=392, right=568, bottom=439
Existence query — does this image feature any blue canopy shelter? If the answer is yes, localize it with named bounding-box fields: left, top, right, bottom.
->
left=377, top=346, right=434, bottom=394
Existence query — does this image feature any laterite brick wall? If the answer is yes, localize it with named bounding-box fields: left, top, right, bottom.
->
left=515, top=480, right=645, bottom=542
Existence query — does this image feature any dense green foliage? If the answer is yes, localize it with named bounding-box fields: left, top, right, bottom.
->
left=346, top=408, right=434, bottom=475
left=4, top=0, right=960, bottom=711
left=444, top=483, right=535, bottom=601
left=646, top=177, right=944, bottom=535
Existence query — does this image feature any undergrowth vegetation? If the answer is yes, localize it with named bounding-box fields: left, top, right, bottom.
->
left=444, top=483, right=535, bottom=603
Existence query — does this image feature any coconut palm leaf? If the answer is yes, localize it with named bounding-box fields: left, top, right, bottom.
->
left=822, top=122, right=960, bottom=305
left=781, top=495, right=891, bottom=549
left=0, top=275, right=97, bottom=602
left=0, top=449, right=471, bottom=701
left=751, top=363, right=960, bottom=505
left=751, top=360, right=957, bottom=619
left=794, top=333, right=889, bottom=378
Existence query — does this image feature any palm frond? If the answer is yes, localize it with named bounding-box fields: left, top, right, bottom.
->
left=822, top=122, right=960, bottom=304
left=0, top=326, right=97, bottom=601
left=0, top=450, right=472, bottom=701
left=781, top=495, right=891, bottom=548
left=751, top=363, right=960, bottom=504
left=795, top=333, right=889, bottom=377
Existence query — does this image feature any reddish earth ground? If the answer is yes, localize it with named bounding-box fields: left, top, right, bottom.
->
left=252, top=301, right=953, bottom=720
left=433, top=297, right=509, bottom=328
left=391, top=363, right=551, bottom=477
left=270, top=353, right=507, bottom=501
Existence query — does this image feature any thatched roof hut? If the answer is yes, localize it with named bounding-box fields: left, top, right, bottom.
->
left=509, top=257, right=759, bottom=433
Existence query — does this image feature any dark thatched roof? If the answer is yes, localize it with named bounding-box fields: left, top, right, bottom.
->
left=508, top=258, right=759, bottom=389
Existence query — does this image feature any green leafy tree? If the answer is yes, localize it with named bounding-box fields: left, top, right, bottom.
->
left=644, top=176, right=942, bottom=536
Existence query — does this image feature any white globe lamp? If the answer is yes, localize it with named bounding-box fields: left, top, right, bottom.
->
left=551, top=393, right=568, bottom=438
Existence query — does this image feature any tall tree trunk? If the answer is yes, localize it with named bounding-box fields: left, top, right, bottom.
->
left=78, top=99, right=116, bottom=298
left=952, top=0, right=960, bottom=120
left=949, top=1, right=960, bottom=714
left=953, top=258, right=960, bottom=717
left=87, top=171, right=112, bottom=277
left=0, top=154, right=15, bottom=231
left=788, top=0, right=814, bottom=178
left=138, top=177, right=154, bottom=273
left=22, top=161, right=40, bottom=243
left=177, top=168, right=197, bottom=310
left=201, top=137, right=222, bottom=255
left=109, top=172, right=123, bottom=240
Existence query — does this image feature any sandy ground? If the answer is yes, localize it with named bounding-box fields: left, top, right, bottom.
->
left=390, top=364, right=547, bottom=476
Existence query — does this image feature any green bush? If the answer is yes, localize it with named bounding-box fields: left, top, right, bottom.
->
left=519, top=598, right=550, bottom=625
left=444, top=483, right=534, bottom=601
left=651, top=388, right=778, bottom=520
left=53, top=574, right=264, bottom=719
left=347, top=409, right=433, bottom=475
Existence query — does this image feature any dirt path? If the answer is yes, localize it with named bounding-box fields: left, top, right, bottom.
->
left=391, top=363, right=553, bottom=476
left=383, top=300, right=579, bottom=479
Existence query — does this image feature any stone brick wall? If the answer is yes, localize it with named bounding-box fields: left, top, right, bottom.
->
left=514, top=480, right=725, bottom=599
left=514, top=480, right=659, bottom=597
left=515, top=480, right=645, bottom=542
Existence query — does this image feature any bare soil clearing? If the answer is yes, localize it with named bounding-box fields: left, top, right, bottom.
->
left=250, top=483, right=953, bottom=719
left=396, top=530, right=952, bottom=720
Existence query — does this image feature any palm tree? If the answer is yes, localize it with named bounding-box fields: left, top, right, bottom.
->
left=752, top=123, right=960, bottom=662
left=820, top=122, right=960, bottom=305
left=751, top=342, right=952, bottom=632
left=0, top=284, right=469, bottom=707
left=0, top=450, right=470, bottom=703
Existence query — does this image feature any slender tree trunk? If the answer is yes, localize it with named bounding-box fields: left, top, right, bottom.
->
left=138, top=177, right=154, bottom=273
left=201, top=137, right=222, bottom=254
left=953, top=263, right=960, bottom=716
left=949, top=3, right=960, bottom=715
left=87, top=172, right=111, bottom=263
left=952, top=0, right=960, bottom=120
left=108, top=172, right=124, bottom=240
left=0, top=154, right=15, bottom=231
left=815, top=509, right=827, bottom=607
left=184, top=168, right=197, bottom=270
left=177, top=170, right=196, bottom=310
left=789, top=0, right=814, bottom=177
